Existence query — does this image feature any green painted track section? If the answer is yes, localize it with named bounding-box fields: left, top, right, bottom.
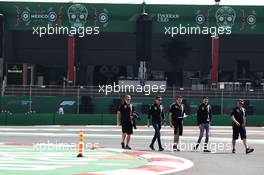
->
left=0, top=144, right=149, bottom=175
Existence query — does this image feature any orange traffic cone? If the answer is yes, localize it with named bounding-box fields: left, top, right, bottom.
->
left=77, top=130, right=84, bottom=157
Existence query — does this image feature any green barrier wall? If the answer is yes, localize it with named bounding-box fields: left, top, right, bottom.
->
left=1, top=96, right=77, bottom=113
left=0, top=113, right=263, bottom=126
left=71, top=96, right=264, bottom=115
left=1, top=96, right=263, bottom=115
left=0, top=96, right=263, bottom=126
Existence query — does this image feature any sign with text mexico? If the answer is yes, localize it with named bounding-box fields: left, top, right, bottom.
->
left=0, top=2, right=263, bottom=34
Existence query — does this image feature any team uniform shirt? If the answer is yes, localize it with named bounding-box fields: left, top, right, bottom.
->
left=118, top=103, right=134, bottom=125
left=169, top=103, right=185, bottom=135
left=169, top=103, right=185, bottom=124
left=148, top=104, right=165, bottom=123
left=197, top=103, right=212, bottom=124
left=117, top=103, right=135, bottom=134
left=231, top=107, right=246, bottom=128
left=231, top=106, right=247, bottom=140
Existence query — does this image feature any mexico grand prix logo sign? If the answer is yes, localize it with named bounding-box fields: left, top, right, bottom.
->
left=67, top=4, right=110, bottom=28
left=94, top=8, right=110, bottom=27
left=195, top=6, right=257, bottom=30
left=67, top=4, right=88, bottom=28
left=16, top=5, right=63, bottom=26
left=15, top=4, right=110, bottom=29
left=215, top=6, right=236, bottom=28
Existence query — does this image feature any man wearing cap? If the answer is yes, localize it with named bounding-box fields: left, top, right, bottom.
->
left=117, top=95, right=134, bottom=150
left=147, top=96, right=166, bottom=151
left=231, top=99, right=254, bottom=154
left=169, top=96, right=186, bottom=151
left=194, top=96, right=212, bottom=152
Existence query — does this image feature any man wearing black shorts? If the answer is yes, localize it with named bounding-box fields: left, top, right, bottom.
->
left=117, top=95, right=134, bottom=150
left=231, top=99, right=254, bottom=154
left=147, top=96, right=166, bottom=151
left=169, top=96, right=186, bottom=151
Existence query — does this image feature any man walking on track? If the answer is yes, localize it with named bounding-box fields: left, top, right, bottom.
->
left=231, top=99, right=254, bottom=154
left=194, top=96, right=212, bottom=152
left=169, top=96, right=186, bottom=151
left=117, top=95, right=134, bottom=150
left=147, top=96, right=166, bottom=151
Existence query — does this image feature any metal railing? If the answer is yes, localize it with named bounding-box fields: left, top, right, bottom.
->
left=1, top=85, right=264, bottom=99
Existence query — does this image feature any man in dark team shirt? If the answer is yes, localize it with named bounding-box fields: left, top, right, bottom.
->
left=194, top=96, right=212, bottom=152
left=117, top=95, right=134, bottom=150
left=169, top=96, right=186, bottom=151
left=147, top=96, right=166, bottom=151
left=231, top=99, right=254, bottom=154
